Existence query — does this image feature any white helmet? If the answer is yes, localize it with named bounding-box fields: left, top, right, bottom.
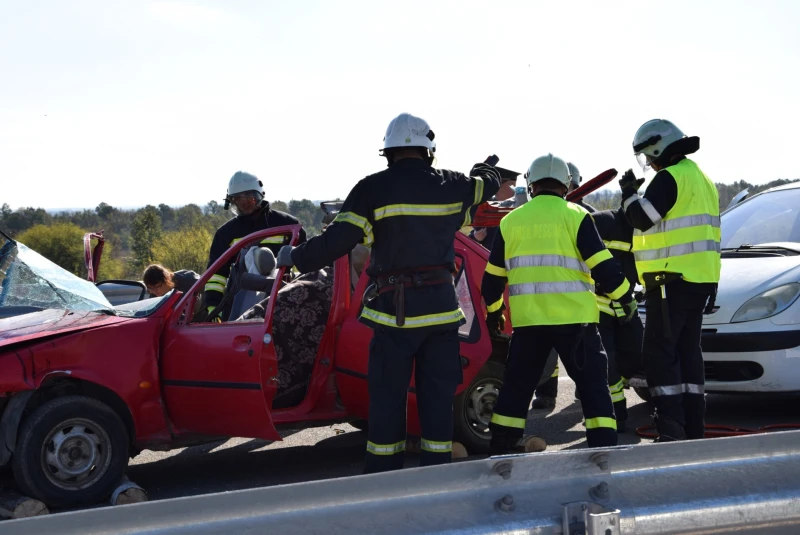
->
left=382, top=112, right=436, bottom=151
left=526, top=153, right=571, bottom=189
left=632, top=119, right=686, bottom=169
left=567, top=162, right=581, bottom=189
left=227, top=171, right=264, bottom=197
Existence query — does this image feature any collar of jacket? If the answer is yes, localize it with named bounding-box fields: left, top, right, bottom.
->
left=389, top=157, right=430, bottom=169
left=532, top=191, right=564, bottom=200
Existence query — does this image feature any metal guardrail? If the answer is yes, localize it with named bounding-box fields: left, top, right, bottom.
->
left=4, top=430, right=800, bottom=534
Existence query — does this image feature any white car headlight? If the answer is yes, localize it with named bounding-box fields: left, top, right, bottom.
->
left=731, top=283, right=800, bottom=323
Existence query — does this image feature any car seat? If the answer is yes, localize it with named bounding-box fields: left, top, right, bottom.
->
left=228, top=247, right=277, bottom=321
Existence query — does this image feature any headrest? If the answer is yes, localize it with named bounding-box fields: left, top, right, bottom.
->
left=253, top=247, right=276, bottom=277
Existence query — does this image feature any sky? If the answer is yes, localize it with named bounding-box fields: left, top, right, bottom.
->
left=2, top=0, right=799, bottom=211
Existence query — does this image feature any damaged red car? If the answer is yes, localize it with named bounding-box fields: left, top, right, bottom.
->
left=0, top=208, right=557, bottom=508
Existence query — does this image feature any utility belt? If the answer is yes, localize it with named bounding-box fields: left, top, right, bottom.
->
left=642, top=271, right=684, bottom=339
left=363, top=266, right=455, bottom=327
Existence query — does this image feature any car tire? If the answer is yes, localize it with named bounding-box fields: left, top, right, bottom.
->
left=12, top=395, right=130, bottom=509
left=453, top=352, right=557, bottom=455
left=453, top=360, right=505, bottom=454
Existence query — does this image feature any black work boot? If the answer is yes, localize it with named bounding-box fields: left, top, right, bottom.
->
left=653, top=414, right=687, bottom=442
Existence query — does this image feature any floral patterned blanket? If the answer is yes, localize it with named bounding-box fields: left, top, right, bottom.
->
left=239, top=268, right=334, bottom=409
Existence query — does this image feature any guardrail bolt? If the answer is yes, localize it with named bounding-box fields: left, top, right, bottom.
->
left=493, top=461, right=512, bottom=480
left=495, top=494, right=515, bottom=513
left=589, top=481, right=610, bottom=501
left=590, top=452, right=609, bottom=471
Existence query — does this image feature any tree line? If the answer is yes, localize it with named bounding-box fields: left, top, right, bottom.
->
left=583, top=178, right=798, bottom=212
left=0, top=199, right=328, bottom=281
left=2, top=178, right=797, bottom=283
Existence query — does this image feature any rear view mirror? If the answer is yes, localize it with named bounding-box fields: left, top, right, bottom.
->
left=96, top=280, right=147, bottom=306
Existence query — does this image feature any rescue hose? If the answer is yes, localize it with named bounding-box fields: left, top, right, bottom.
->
left=635, top=422, right=800, bottom=439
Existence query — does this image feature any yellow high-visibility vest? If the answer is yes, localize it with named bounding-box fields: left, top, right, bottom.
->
left=499, top=195, right=599, bottom=326
left=632, top=158, right=721, bottom=286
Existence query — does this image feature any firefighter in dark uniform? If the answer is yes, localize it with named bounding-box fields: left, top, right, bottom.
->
left=532, top=161, right=597, bottom=409
left=621, top=119, right=720, bottom=441
left=590, top=206, right=644, bottom=430
left=204, top=171, right=306, bottom=320
left=274, top=112, right=501, bottom=473
left=482, top=154, right=636, bottom=452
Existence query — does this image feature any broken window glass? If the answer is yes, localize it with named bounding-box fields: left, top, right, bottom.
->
left=0, top=236, right=113, bottom=313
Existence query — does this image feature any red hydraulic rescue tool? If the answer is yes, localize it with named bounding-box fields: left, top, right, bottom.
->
left=471, top=167, right=618, bottom=228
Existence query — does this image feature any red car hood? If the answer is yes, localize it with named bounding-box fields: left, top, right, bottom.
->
left=0, top=309, right=132, bottom=348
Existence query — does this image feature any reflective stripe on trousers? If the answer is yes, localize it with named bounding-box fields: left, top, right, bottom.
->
left=366, top=440, right=406, bottom=456
left=585, top=417, right=617, bottom=430
left=420, top=439, right=452, bottom=453
left=490, top=413, right=526, bottom=429
left=649, top=383, right=705, bottom=397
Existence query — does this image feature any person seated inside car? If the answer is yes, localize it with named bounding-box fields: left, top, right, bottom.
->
left=143, top=264, right=200, bottom=297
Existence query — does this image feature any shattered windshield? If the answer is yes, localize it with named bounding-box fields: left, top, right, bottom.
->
left=0, top=236, right=114, bottom=313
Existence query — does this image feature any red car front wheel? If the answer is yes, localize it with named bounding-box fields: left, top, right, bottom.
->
left=12, top=395, right=130, bottom=508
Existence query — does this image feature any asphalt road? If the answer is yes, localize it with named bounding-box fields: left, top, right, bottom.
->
left=2, top=375, right=800, bottom=516
left=122, top=377, right=800, bottom=501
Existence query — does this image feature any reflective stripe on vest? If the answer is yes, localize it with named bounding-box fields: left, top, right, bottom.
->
left=632, top=159, right=721, bottom=285
left=499, top=195, right=598, bottom=326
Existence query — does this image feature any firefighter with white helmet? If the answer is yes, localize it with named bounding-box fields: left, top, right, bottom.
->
left=274, top=112, right=502, bottom=473
left=621, top=119, right=720, bottom=442
left=481, top=153, right=636, bottom=452
left=203, top=171, right=306, bottom=321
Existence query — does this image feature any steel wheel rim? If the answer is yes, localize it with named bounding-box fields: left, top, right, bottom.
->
left=463, top=378, right=502, bottom=441
left=40, top=417, right=113, bottom=491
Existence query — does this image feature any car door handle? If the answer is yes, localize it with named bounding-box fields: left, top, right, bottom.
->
left=232, top=335, right=251, bottom=351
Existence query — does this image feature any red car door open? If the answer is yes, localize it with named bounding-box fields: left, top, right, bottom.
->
left=158, top=227, right=301, bottom=442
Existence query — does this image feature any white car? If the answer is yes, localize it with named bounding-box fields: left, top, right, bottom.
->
left=641, top=181, right=800, bottom=393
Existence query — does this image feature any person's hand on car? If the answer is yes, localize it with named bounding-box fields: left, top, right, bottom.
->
left=276, top=245, right=295, bottom=268
left=473, top=228, right=488, bottom=242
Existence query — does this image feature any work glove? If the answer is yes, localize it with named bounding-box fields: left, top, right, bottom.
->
left=486, top=310, right=506, bottom=334
left=618, top=168, right=646, bottom=202
left=471, top=227, right=488, bottom=243
left=276, top=245, right=295, bottom=268
left=703, top=284, right=718, bottom=315
left=206, top=306, right=222, bottom=323
left=470, top=162, right=501, bottom=181
left=618, top=299, right=638, bottom=325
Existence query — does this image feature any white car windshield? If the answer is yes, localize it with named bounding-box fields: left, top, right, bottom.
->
left=721, top=188, right=800, bottom=249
